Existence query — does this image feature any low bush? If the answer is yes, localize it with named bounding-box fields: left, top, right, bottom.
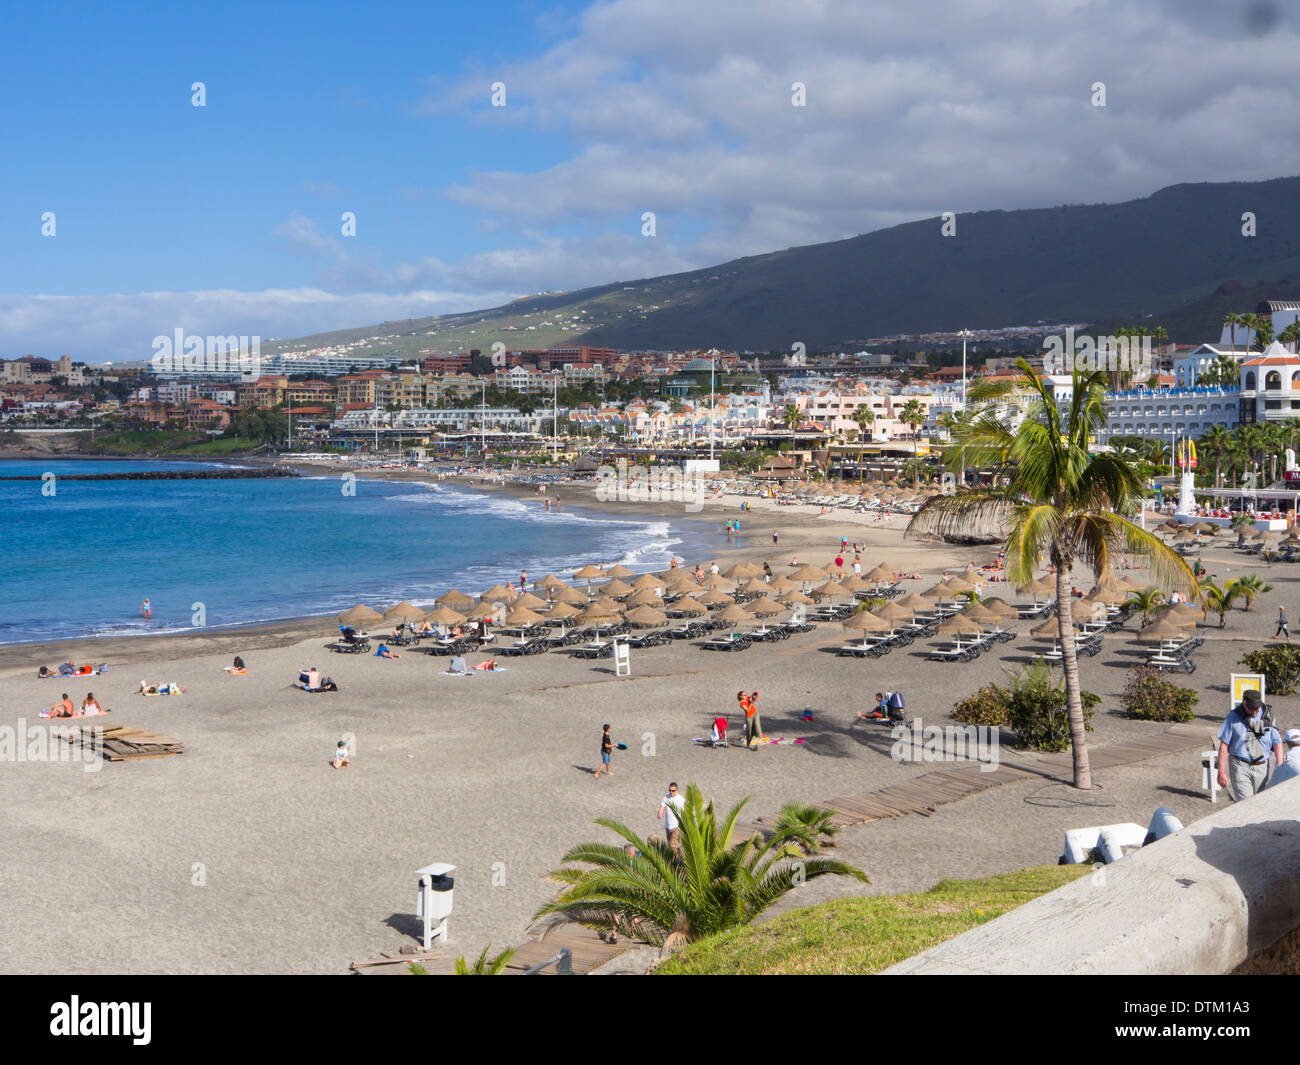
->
left=1120, top=666, right=1199, bottom=721
left=1239, top=645, right=1300, bottom=696
left=1003, top=659, right=1097, bottom=752
left=952, top=685, right=1010, bottom=727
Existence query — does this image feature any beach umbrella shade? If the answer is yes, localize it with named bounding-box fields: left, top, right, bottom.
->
left=424, top=605, right=467, bottom=626
left=631, top=574, right=663, bottom=591
left=979, top=596, right=1020, bottom=619
left=779, top=590, right=815, bottom=606
left=505, top=606, right=545, bottom=626
left=940, top=615, right=984, bottom=636
left=745, top=597, right=782, bottom=617
left=434, top=590, right=475, bottom=610
left=337, top=604, right=382, bottom=628
left=481, top=583, right=515, bottom=601
left=921, top=581, right=955, bottom=599
left=554, top=586, right=589, bottom=606
left=962, top=603, right=1001, bottom=624
left=1031, top=616, right=1074, bottom=638
left=573, top=565, right=604, bottom=580
left=538, top=574, right=568, bottom=590
left=840, top=574, right=873, bottom=593
left=591, top=596, right=624, bottom=614
left=546, top=601, right=580, bottom=620
left=697, top=589, right=736, bottom=607
left=875, top=601, right=912, bottom=622
left=895, top=592, right=936, bottom=612
left=1086, top=587, right=1126, bottom=605
left=467, top=601, right=499, bottom=620
left=576, top=606, right=619, bottom=626
left=604, top=564, right=636, bottom=579
left=1137, top=618, right=1191, bottom=642
left=739, top=577, right=770, bottom=595
left=1196, top=522, right=1219, bottom=535
left=513, top=591, right=550, bottom=611
left=814, top=581, right=852, bottom=599
left=715, top=604, right=754, bottom=626
left=723, top=563, right=753, bottom=579
left=627, top=589, right=666, bottom=607
left=767, top=575, right=798, bottom=593
left=624, top=605, right=668, bottom=628
left=843, top=610, right=889, bottom=632
left=671, top=596, right=707, bottom=616
left=703, top=574, right=735, bottom=591
left=1167, top=602, right=1205, bottom=623
left=945, top=576, right=976, bottom=593
left=665, top=573, right=699, bottom=591
left=1026, top=576, right=1057, bottom=597
left=791, top=564, right=830, bottom=581
left=601, top=579, right=634, bottom=598
left=382, top=601, right=427, bottom=625
left=1173, top=529, right=1196, bottom=541
left=865, top=563, right=895, bottom=583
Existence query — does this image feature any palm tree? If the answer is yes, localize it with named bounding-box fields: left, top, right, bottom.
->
left=1255, top=316, right=1276, bottom=351
left=1281, top=322, right=1300, bottom=355
left=1199, top=425, right=1232, bottom=488
left=1199, top=577, right=1237, bottom=628
left=907, top=358, right=1196, bottom=789
left=782, top=403, right=802, bottom=439
left=1228, top=573, right=1272, bottom=612
left=1222, top=312, right=1241, bottom=352
left=852, top=404, right=875, bottom=475
left=900, top=398, right=925, bottom=488
left=535, top=784, right=868, bottom=949
left=453, top=944, right=517, bottom=975
left=1123, top=587, right=1166, bottom=626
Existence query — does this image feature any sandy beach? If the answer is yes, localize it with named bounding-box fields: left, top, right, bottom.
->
left=1, top=472, right=1292, bottom=973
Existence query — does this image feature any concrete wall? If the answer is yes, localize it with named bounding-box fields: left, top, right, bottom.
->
left=884, top=779, right=1300, bottom=975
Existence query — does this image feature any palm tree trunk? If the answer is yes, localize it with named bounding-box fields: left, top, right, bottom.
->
left=1055, top=562, right=1092, bottom=789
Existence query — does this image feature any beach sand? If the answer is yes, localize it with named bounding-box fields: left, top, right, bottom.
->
left=0, top=474, right=1288, bottom=973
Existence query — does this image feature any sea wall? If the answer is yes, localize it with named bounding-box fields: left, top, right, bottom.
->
left=883, top=779, right=1300, bottom=975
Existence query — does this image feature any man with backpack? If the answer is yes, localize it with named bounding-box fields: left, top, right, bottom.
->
left=1216, top=689, right=1283, bottom=800
left=857, top=691, right=906, bottom=725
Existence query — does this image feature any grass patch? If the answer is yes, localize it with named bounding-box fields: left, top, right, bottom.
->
left=656, top=864, right=1089, bottom=975
left=171, top=436, right=261, bottom=455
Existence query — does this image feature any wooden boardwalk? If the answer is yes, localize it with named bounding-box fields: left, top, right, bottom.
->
left=805, top=722, right=1209, bottom=829
left=503, top=918, right=644, bottom=975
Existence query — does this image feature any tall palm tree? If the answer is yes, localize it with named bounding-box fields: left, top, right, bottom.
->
left=535, top=784, right=867, bottom=949
left=1199, top=425, right=1232, bottom=488
left=1222, top=311, right=1241, bottom=352
left=852, top=404, right=875, bottom=474
left=781, top=403, right=802, bottom=439
left=1281, top=321, right=1300, bottom=355
left=1255, top=315, right=1276, bottom=351
left=900, top=398, right=926, bottom=488
left=907, top=359, right=1197, bottom=789
left=1199, top=577, right=1237, bottom=628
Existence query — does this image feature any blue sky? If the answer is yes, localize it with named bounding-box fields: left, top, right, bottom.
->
left=2, top=0, right=1299, bottom=359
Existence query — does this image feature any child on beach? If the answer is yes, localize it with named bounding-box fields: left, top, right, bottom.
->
left=594, top=723, right=615, bottom=778
left=332, top=741, right=350, bottom=769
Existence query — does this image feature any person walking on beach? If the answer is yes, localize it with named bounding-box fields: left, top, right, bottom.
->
left=772, top=529, right=779, bottom=546
left=740, top=690, right=762, bottom=749
left=658, top=782, right=685, bottom=853
left=520, top=569, right=528, bottom=592
left=1277, top=606, right=1290, bottom=641
left=594, top=723, right=615, bottom=779
left=140, top=598, right=151, bottom=620
left=1216, top=690, right=1281, bottom=801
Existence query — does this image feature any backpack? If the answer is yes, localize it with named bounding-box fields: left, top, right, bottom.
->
left=886, top=691, right=908, bottom=725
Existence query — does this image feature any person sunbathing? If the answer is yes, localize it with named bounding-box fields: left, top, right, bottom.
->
left=80, top=693, right=106, bottom=716
left=224, top=656, right=248, bottom=674
left=472, top=659, right=499, bottom=671
left=374, top=644, right=401, bottom=659
left=46, top=693, right=76, bottom=718
left=416, top=621, right=436, bottom=634
left=298, top=666, right=321, bottom=690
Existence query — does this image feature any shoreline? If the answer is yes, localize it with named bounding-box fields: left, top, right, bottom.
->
left=0, top=459, right=987, bottom=671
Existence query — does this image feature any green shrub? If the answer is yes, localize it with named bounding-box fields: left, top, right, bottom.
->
left=952, top=685, right=1010, bottom=727
left=1239, top=645, right=1300, bottom=696
left=1120, top=666, right=1199, bottom=722
left=1002, top=659, right=1097, bottom=752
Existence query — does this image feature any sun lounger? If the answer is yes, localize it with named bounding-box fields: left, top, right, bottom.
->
left=700, top=633, right=752, bottom=651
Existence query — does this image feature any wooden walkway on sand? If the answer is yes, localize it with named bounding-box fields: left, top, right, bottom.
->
left=805, top=722, right=1209, bottom=829
left=503, top=917, right=647, bottom=975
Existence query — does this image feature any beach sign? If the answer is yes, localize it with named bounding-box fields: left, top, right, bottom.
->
left=1229, top=673, right=1265, bottom=711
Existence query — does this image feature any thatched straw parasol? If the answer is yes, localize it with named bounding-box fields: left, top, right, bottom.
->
left=382, top=601, right=427, bottom=624
left=481, top=583, right=515, bottom=601
left=897, top=592, right=935, bottom=611
left=624, top=605, right=668, bottom=628
left=979, top=597, right=1019, bottom=619
left=939, top=615, right=983, bottom=636
left=337, top=604, right=382, bottom=628
left=703, top=574, right=735, bottom=591
left=745, top=597, right=782, bottom=616
left=601, top=579, right=634, bottom=598
left=424, top=605, right=467, bottom=626
left=671, top=596, right=707, bottom=616
left=791, top=564, right=830, bottom=581
left=814, top=581, right=852, bottom=599
left=435, top=590, right=474, bottom=610
left=546, top=601, right=580, bottom=620
left=1137, top=618, right=1190, bottom=642
left=739, top=577, right=770, bottom=595
left=779, top=590, right=815, bottom=606
left=698, top=589, right=735, bottom=607
left=627, top=588, right=666, bottom=607
left=840, top=574, right=873, bottom=593
left=505, top=605, right=545, bottom=626
left=631, top=573, right=663, bottom=591
left=875, top=601, right=912, bottom=622
left=767, top=576, right=798, bottom=593
left=604, top=564, right=636, bottom=579
left=467, top=601, right=499, bottom=620
left=843, top=610, right=889, bottom=632
left=715, top=604, right=753, bottom=626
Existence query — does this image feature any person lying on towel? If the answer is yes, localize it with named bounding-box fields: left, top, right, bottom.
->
left=472, top=659, right=500, bottom=672
left=375, top=644, right=401, bottom=659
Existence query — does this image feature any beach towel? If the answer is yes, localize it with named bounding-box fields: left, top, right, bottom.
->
left=440, top=667, right=509, bottom=676
left=223, top=667, right=248, bottom=675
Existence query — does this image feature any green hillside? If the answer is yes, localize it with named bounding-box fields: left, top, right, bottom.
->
left=266, top=176, right=1300, bottom=357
